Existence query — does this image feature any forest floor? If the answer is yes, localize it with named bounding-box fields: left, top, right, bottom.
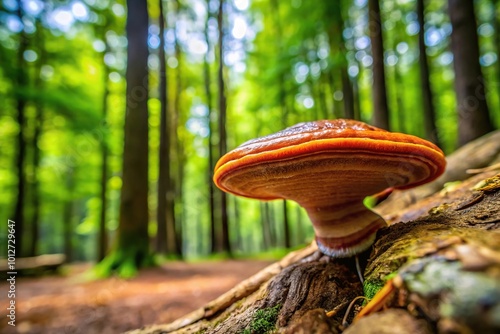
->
left=0, top=259, right=273, bottom=334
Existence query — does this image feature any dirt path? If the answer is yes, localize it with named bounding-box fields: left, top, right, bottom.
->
left=0, top=260, right=273, bottom=334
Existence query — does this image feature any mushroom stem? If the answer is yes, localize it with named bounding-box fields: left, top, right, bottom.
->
left=304, top=202, right=387, bottom=258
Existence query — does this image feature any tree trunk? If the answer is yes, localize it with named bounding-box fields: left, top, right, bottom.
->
left=63, top=169, right=75, bottom=263
left=29, top=18, right=45, bottom=257
left=12, top=0, right=28, bottom=257
left=341, top=69, right=355, bottom=119
left=260, top=202, right=272, bottom=250
left=282, top=200, right=291, bottom=248
left=217, top=0, right=231, bottom=255
left=448, top=0, right=494, bottom=147
left=317, top=76, right=329, bottom=120
left=98, top=40, right=110, bottom=261
left=269, top=203, right=277, bottom=247
left=295, top=205, right=304, bottom=245
left=326, top=72, right=340, bottom=119
left=352, top=74, right=362, bottom=121
left=368, top=0, right=390, bottom=130
left=203, top=0, right=218, bottom=256
left=268, top=0, right=292, bottom=250
left=156, top=0, right=171, bottom=255
left=326, top=0, right=355, bottom=120
left=30, top=99, right=42, bottom=257
left=389, top=7, right=406, bottom=134
left=172, top=0, right=184, bottom=257
left=417, top=0, right=440, bottom=146
left=232, top=196, right=241, bottom=252
left=393, top=48, right=406, bottom=134
left=99, top=0, right=151, bottom=277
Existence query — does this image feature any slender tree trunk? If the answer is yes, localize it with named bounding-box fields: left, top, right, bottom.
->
left=174, top=160, right=184, bottom=256
left=316, top=79, right=329, bottom=120
left=327, top=1, right=355, bottom=119
left=63, top=169, right=75, bottom=263
left=394, top=62, right=406, bottom=133
left=347, top=8, right=363, bottom=122
left=233, top=196, right=241, bottom=252
left=392, top=16, right=406, bottom=134
left=268, top=203, right=277, bottom=247
left=29, top=19, right=45, bottom=257
left=172, top=0, right=183, bottom=257
left=282, top=200, right=291, bottom=248
left=353, top=75, right=362, bottom=121
left=295, top=205, right=304, bottom=245
left=203, top=1, right=218, bottom=255
left=448, top=0, right=494, bottom=147
left=98, top=41, right=111, bottom=261
left=111, top=0, right=150, bottom=273
left=30, top=103, right=42, bottom=257
left=12, top=0, right=28, bottom=257
left=270, top=0, right=292, bottom=249
left=368, top=0, right=390, bottom=129
left=417, top=0, right=440, bottom=146
left=217, top=0, right=231, bottom=255
left=341, top=69, right=355, bottom=119
left=327, top=71, right=341, bottom=119
left=156, top=0, right=171, bottom=255
left=260, top=202, right=272, bottom=250
left=270, top=0, right=290, bottom=125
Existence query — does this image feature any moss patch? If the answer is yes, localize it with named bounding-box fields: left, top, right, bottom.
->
left=363, top=279, right=385, bottom=301
left=242, top=304, right=281, bottom=334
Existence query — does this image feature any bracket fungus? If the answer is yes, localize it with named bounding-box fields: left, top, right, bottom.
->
left=214, top=119, right=446, bottom=258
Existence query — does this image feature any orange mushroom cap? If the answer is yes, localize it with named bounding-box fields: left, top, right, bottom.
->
left=213, top=119, right=446, bottom=257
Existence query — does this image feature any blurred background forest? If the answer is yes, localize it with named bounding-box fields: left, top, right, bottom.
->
left=1, top=0, right=499, bottom=275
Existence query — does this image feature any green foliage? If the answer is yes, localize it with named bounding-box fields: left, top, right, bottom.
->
left=93, top=248, right=156, bottom=279
left=242, top=304, right=281, bottom=334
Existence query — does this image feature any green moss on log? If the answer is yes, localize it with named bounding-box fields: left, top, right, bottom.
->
left=242, top=304, right=281, bottom=334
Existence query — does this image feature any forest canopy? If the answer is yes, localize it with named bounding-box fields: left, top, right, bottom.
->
left=1, top=0, right=499, bottom=269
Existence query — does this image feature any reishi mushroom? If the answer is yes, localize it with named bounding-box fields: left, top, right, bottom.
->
left=213, top=119, right=446, bottom=258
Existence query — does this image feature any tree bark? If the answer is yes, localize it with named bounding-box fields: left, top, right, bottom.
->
left=217, top=0, right=231, bottom=255
left=341, top=69, right=355, bottom=120
left=393, top=56, right=406, bottom=134
left=232, top=196, right=242, bottom=252
left=326, top=0, right=355, bottom=120
left=448, top=0, right=494, bottom=147
left=172, top=0, right=184, bottom=257
left=63, top=169, right=75, bottom=263
left=29, top=17, right=46, bottom=257
left=260, top=202, right=272, bottom=250
left=282, top=200, right=291, bottom=248
left=13, top=0, right=28, bottom=257
left=156, top=0, right=173, bottom=255
left=203, top=0, right=218, bottom=256
left=368, top=0, right=390, bottom=130
left=119, top=0, right=150, bottom=253
left=417, top=0, right=440, bottom=146
left=98, top=38, right=110, bottom=261
left=100, top=0, right=151, bottom=276
left=270, top=0, right=292, bottom=250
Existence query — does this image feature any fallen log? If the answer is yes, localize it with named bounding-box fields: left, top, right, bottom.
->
left=0, top=254, right=66, bottom=276
left=130, top=171, right=499, bottom=333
